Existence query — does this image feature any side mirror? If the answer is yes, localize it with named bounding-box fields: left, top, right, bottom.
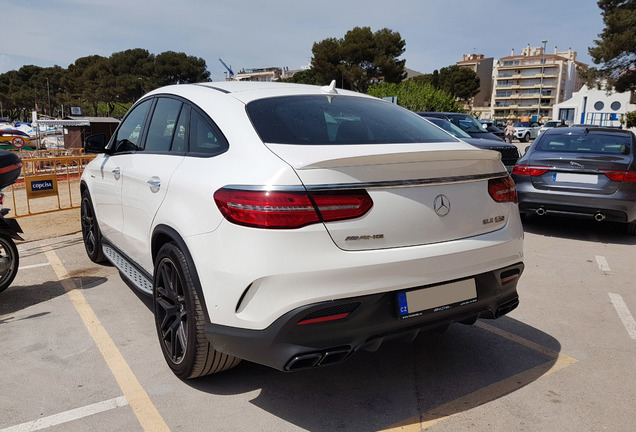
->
left=84, top=134, right=106, bottom=154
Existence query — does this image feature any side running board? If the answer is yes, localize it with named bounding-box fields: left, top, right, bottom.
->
left=103, top=245, right=153, bottom=295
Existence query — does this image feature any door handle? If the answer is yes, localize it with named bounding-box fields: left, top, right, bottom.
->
left=147, top=176, right=161, bottom=193
left=112, top=168, right=121, bottom=180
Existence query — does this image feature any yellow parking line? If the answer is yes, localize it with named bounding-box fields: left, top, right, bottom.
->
left=380, top=322, right=578, bottom=432
left=44, top=248, right=170, bottom=432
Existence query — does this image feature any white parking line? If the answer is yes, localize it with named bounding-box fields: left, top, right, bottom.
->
left=0, top=396, right=128, bottom=432
left=609, top=293, right=636, bottom=340
left=595, top=255, right=611, bottom=272
left=18, top=262, right=52, bottom=270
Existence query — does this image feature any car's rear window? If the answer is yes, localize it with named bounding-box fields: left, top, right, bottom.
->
left=246, top=95, right=456, bottom=145
left=537, top=131, right=631, bottom=155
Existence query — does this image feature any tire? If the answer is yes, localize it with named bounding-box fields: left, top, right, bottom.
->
left=0, top=234, right=18, bottom=294
left=626, top=221, right=636, bottom=236
left=153, top=242, right=240, bottom=378
left=522, top=133, right=530, bottom=143
left=81, top=190, right=105, bottom=263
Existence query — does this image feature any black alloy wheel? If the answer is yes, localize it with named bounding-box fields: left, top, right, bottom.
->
left=153, top=242, right=240, bottom=378
left=0, top=234, right=18, bottom=293
left=81, top=190, right=105, bottom=263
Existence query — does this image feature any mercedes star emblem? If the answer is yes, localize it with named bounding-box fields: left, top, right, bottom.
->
left=433, top=194, right=451, bottom=217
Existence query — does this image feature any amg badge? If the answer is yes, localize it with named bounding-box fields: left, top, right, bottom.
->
left=345, top=234, right=384, bottom=241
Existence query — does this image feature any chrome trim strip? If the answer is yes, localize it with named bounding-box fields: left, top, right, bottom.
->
left=222, top=172, right=509, bottom=192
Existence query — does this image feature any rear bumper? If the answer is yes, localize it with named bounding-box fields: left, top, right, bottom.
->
left=204, top=262, right=523, bottom=371
left=516, top=184, right=636, bottom=223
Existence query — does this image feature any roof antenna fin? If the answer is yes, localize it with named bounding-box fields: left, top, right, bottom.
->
left=321, top=80, right=338, bottom=95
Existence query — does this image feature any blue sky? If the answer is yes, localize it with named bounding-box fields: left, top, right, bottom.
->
left=1, top=0, right=605, bottom=81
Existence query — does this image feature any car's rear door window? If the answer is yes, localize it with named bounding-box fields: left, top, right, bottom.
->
left=144, top=98, right=183, bottom=152
left=246, top=95, right=454, bottom=145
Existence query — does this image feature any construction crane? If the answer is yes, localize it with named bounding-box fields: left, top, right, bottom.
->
left=218, top=58, right=234, bottom=79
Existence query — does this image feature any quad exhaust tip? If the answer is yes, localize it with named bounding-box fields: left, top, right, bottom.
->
left=285, top=348, right=351, bottom=371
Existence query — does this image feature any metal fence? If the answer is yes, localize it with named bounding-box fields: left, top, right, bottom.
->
left=4, top=149, right=97, bottom=218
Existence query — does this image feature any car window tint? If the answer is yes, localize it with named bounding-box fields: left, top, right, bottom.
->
left=538, top=132, right=631, bottom=154
left=189, top=110, right=228, bottom=155
left=112, top=99, right=152, bottom=153
left=145, top=98, right=183, bottom=152
left=246, top=96, right=454, bottom=145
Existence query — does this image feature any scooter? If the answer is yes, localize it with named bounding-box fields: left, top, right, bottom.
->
left=0, top=150, right=23, bottom=294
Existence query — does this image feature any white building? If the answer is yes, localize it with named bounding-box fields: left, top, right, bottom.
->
left=490, top=45, right=584, bottom=122
left=551, top=84, right=636, bottom=132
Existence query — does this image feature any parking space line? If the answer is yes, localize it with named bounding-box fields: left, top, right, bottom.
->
left=595, top=255, right=611, bottom=273
left=381, top=354, right=578, bottom=432
left=18, top=262, right=52, bottom=270
left=0, top=396, right=128, bottom=432
left=609, top=293, right=636, bottom=340
left=380, top=322, right=579, bottom=432
left=475, top=321, right=560, bottom=358
left=43, top=248, right=170, bottom=432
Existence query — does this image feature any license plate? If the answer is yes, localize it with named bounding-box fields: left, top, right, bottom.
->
left=397, top=279, right=477, bottom=319
left=553, top=173, right=598, bottom=184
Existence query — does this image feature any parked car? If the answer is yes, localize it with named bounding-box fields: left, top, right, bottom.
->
left=479, top=121, right=506, bottom=140
left=422, top=116, right=520, bottom=171
left=81, top=82, right=524, bottom=378
left=479, top=119, right=507, bottom=139
left=512, top=126, right=636, bottom=234
left=537, top=120, right=568, bottom=135
left=417, top=112, right=504, bottom=141
left=480, top=118, right=507, bottom=129
left=513, top=122, right=541, bottom=142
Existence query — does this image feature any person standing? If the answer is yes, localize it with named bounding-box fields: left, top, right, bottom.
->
left=504, top=120, right=516, bottom=143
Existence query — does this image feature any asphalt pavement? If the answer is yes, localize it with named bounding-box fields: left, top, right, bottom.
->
left=1, top=217, right=635, bottom=431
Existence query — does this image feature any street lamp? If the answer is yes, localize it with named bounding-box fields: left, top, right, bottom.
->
left=537, top=39, right=547, bottom=121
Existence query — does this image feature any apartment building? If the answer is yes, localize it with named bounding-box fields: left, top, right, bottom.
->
left=456, top=54, right=494, bottom=112
left=235, top=67, right=284, bottom=81
left=491, top=45, right=584, bottom=122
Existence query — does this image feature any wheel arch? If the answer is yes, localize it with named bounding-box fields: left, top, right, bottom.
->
left=152, top=224, right=211, bottom=322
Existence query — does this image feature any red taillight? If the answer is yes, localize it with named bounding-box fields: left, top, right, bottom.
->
left=511, top=165, right=550, bottom=176
left=599, top=169, right=636, bottom=182
left=488, top=176, right=517, bottom=203
left=213, top=188, right=373, bottom=229
left=0, top=193, right=3, bottom=206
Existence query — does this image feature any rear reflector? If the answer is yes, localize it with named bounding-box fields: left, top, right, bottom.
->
left=297, top=313, right=351, bottom=325
left=599, top=169, right=636, bottom=182
left=488, top=176, right=517, bottom=203
left=214, top=188, right=372, bottom=229
left=511, top=165, right=550, bottom=176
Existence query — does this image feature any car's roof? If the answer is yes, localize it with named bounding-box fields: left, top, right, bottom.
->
left=542, top=125, right=633, bottom=136
left=144, top=81, right=373, bottom=104
left=417, top=111, right=471, bottom=117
